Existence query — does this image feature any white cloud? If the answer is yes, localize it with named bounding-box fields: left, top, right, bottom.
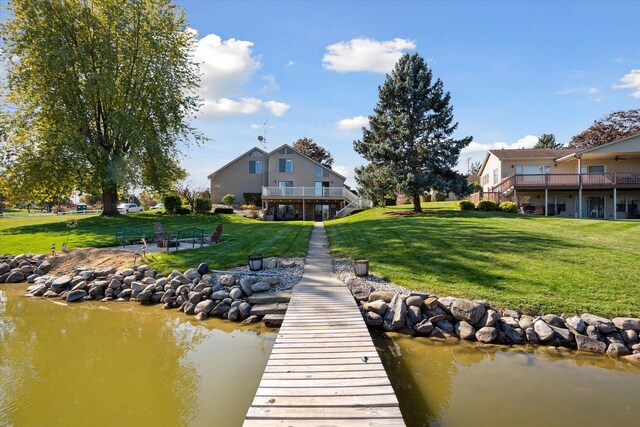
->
left=337, top=115, right=369, bottom=131
left=260, top=74, right=279, bottom=93
left=462, top=135, right=538, bottom=154
left=613, top=69, right=640, bottom=98
left=191, top=31, right=290, bottom=119
left=333, top=165, right=350, bottom=178
left=285, top=60, right=295, bottom=67
left=323, top=38, right=416, bottom=73
left=556, top=86, right=603, bottom=101
left=200, top=97, right=290, bottom=119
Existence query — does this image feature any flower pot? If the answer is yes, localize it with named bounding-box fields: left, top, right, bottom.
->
left=248, top=253, right=264, bottom=271
left=353, top=259, right=369, bottom=277
left=263, top=258, right=278, bottom=269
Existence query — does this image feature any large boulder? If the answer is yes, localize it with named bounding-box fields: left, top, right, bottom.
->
left=364, top=312, right=383, bottom=326
left=565, top=316, right=586, bottom=334
left=475, top=327, right=497, bottom=343
left=476, top=309, right=500, bottom=328
left=211, top=290, right=230, bottom=301
left=219, top=274, right=236, bottom=286
left=66, top=289, right=87, bottom=302
left=450, top=299, right=486, bottom=325
left=622, top=353, right=640, bottom=365
left=240, top=277, right=256, bottom=296
left=534, top=320, right=556, bottom=342
left=575, top=334, right=607, bottom=353
left=363, top=300, right=388, bottom=316
left=227, top=306, right=242, bottom=322
left=0, top=263, right=10, bottom=275
left=368, top=290, right=396, bottom=303
left=238, top=302, right=252, bottom=320
left=542, top=314, right=565, bottom=328
left=405, top=296, right=423, bottom=308
left=184, top=268, right=201, bottom=281
left=251, top=281, right=271, bottom=293
left=5, top=271, right=25, bottom=283
left=549, top=325, right=574, bottom=344
left=413, top=320, right=434, bottom=335
left=581, top=313, right=616, bottom=334
left=612, top=317, right=640, bottom=332
left=407, top=306, right=422, bottom=324
left=455, top=321, right=476, bottom=340
left=229, top=288, right=242, bottom=300
left=606, top=343, right=630, bottom=357
left=194, top=300, right=215, bottom=315
left=383, top=294, right=407, bottom=331
left=212, top=302, right=231, bottom=316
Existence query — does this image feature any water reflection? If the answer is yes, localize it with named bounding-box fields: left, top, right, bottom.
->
left=0, top=285, right=276, bottom=427
left=374, top=331, right=640, bottom=427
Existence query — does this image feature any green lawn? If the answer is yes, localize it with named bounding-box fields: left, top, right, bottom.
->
left=0, top=212, right=313, bottom=273
left=325, top=202, right=640, bottom=318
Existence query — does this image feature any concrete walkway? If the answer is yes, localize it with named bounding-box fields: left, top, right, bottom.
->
left=244, top=222, right=404, bottom=426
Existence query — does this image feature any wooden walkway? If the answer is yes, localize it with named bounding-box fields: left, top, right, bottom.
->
left=244, top=223, right=404, bottom=426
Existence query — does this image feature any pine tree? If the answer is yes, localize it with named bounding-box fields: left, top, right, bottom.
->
left=534, top=134, right=563, bottom=149
left=354, top=53, right=472, bottom=212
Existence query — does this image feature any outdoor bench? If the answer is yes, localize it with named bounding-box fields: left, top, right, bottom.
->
left=114, top=226, right=147, bottom=246
left=177, top=227, right=205, bottom=248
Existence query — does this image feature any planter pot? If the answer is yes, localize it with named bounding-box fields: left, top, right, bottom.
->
left=248, top=253, right=264, bottom=271
left=263, top=258, right=278, bottom=269
left=353, top=259, right=369, bottom=277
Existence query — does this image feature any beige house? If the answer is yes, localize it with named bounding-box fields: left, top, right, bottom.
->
left=476, top=133, right=640, bottom=219
left=208, top=144, right=369, bottom=220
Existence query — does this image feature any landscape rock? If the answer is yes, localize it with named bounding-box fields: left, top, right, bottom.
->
left=383, top=294, right=407, bottom=331
left=238, top=302, right=252, bottom=320
left=364, top=311, right=383, bottom=326
left=251, top=281, right=271, bottom=293
left=435, top=319, right=454, bottom=332
left=5, top=271, right=25, bottom=283
left=66, top=289, right=87, bottom=302
left=621, top=329, right=638, bottom=344
left=612, top=317, right=640, bottom=332
left=525, top=327, right=539, bottom=344
left=184, top=268, right=201, bottom=281
left=476, top=309, right=500, bottom=328
left=227, top=306, right=242, bottom=322
left=241, top=315, right=259, bottom=325
left=549, top=325, right=574, bottom=343
left=363, top=300, right=388, bottom=316
left=195, top=312, right=208, bottom=321
left=407, top=306, right=422, bottom=324
left=229, top=288, right=242, bottom=300
left=219, top=274, right=236, bottom=286
left=414, top=320, right=435, bottom=335
left=369, top=290, right=396, bottom=303
left=405, top=296, right=423, bottom=308
left=534, top=320, right=556, bottom=342
left=606, top=342, right=631, bottom=357
left=451, top=299, right=486, bottom=324
left=622, top=353, right=640, bottom=365
left=212, top=302, right=231, bottom=316
left=424, top=297, right=438, bottom=310
left=210, top=291, right=230, bottom=300
left=455, top=321, right=476, bottom=340
left=194, top=300, right=215, bottom=315
left=542, top=314, right=565, bottom=328
left=0, top=263, right=10, bottom=275
left=475, top=327, right=498, bottom=343
left=576, top=334, right=607, bottom=353
left=581, top=313, right=616, bottom=334
left=565, top=316, right=586, bottom=334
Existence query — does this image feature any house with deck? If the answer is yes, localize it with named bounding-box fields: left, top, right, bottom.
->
left=207, top=144, right=370, bottom=220
left=476, top=133, right=640, bottom=219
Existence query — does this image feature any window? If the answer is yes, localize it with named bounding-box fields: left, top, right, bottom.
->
left=555, top=196, right=566, bottom=213
left=279, top=158, right=293, bottom=173
left=278, top=181, right=293, bottom=196
left=581, top=165, right=605, bottom=174
left=493, top=169, right=498, bottom=184
left=516, top=165, right=551, bottom=174
left=314, top=164, right=330, bottom=177
left=249, top=150, right=263, bottom=157
left=278, top=147, right=294, bottom=154
left=249, top=160, right=262, bottom=174
left=314, top=181, right=329, bottom=196
left=617, top=195, right=628, bottom=213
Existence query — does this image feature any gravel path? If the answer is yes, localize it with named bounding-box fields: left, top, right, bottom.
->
left=213, top=257, right=305, bottom=292
left=332, top=258, right=420, bottom=295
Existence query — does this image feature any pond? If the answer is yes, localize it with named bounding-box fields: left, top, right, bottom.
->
left=2, top=283, right=640, bottom=427
left=0, top=284, right=276, bottom=426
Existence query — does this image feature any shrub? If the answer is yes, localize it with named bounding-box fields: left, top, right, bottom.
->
left=435, top=193, right=447, bottom=202
left=213, top=207, right=234, bottom=214
left=51, top=205, right=67, bottom=214
left=240, top=204, right=257, bottom=210
left=175, top=207, right=191, bottom=215
left=477, top=200, right=498, bottom=211
left=458, top=200, right=475, bottom=211
left=194, top=197, right=212, bottom=214
left=499, top=201, right=518, bottom=213
left=221, top=194, right=236, bottom=205
left=243, top=192, right=262, bottom=206
left=384, top=198, right=397, bottom=206
left=163, top=194, right=182, bottom=214
left=422, top=194, right=432, bottom=202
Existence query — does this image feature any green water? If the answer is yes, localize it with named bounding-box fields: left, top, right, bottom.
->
left=374, top=331, right=640, bottom=427
left=3, top=284, right=640, bottom=427
left=0, top=284, right=276, bottom=427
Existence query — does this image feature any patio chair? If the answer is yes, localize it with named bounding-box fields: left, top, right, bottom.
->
left=203, top=224, right=223, bottom=244
left=154, top=222, right=178, bottom=249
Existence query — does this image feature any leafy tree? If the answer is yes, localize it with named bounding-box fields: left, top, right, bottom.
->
left=570, top=110, right=640, bottom=149
left=292, top=138, right=334, bottom=167
left=354, top=163, right=396, bottom=207
left=175, top=180, right=207, bottom=213
left=0, top=0, right=200, bottom=215
left=354, top=53, right=472, bottom=213
left=534, top=133, right=563, bottom=149
left=162, top=194, right=182, bottom=214
left=469, top=161, right=482, bottom=175
left=194, top=197, right=212, bottom=214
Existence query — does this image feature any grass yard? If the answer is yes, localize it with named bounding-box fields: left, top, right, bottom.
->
left=0, top=212, right=313, bottom=273
left=325, top=202, right=640, bottom=318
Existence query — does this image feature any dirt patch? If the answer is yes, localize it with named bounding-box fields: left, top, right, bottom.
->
left=48, top=247, right=138, bottom=275
left=383, top=210, right=452, bottom=216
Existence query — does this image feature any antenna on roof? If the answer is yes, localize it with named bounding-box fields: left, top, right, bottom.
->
left=257, top=120, right=268, bottom=150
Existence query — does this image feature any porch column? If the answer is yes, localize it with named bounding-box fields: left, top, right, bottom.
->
left=578, top=156, right=582, bottom=218
left=302, top=198, right=305, bottom=221
left=613, top=187, right=617, bottom=220
left=545, top=189, right=548, bottom=216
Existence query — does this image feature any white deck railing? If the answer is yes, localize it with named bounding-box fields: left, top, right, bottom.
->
left=262, top=186, right=348, bottom=198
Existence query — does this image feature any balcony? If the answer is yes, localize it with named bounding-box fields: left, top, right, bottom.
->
left=262, top=186, right=349, bottom=200
left=493, top=173, right=640, bottom=193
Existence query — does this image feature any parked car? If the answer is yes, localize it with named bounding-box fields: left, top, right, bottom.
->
left=150, top=203, right=164, bottom=210
left=117, top=203, right=144, bottom=214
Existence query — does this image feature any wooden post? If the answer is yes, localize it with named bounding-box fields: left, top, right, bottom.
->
left=614, top=187, right=617, bottom=220
left=545, top=188, right=548, bottom=217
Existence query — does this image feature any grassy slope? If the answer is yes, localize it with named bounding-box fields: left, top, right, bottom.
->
left=0, top=212, right=313, bottom=273
left=325, top=202, right=640, bottom=318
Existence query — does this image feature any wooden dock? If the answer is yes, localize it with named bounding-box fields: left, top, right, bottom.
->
left=244, top=223, right=404, bottom=426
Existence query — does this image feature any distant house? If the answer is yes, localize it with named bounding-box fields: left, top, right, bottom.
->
left=207, top=144, right=369, bottom=220
left=476, top=133, right=640, bottom=219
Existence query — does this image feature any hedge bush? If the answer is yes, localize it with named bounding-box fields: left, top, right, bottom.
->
left=175, top=207, right=191, bottom=215
left=222, top=194, right=236, bottom=205
left=477, top=200, right=498, bottom=211
left=499, top=201, right=518, bottom=213
left=194, top=197, right=212, bottom=214
left=213, top=207, right=234, bottom=214
left=243, top=192, right=262, bottom=206
left=384, top=198, right=397, bottom=206
left=458, top=200, right=475, bottom=211
left=163, top=194, right=182, bottom=214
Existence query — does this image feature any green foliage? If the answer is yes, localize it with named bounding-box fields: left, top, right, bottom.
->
left=174, top=207, right=191, bottom=215
left=162, top=194, right=182, bottom=214
left=384, top=198, right=397, bottom=206
left=571, top=110, right=640, bottom=149
left=324, top=201, right=640, bottom=317
left=355, top=164, right=396, bottom=207
left=0, top=0, right=201, bottom=214
left=243, top=192, right=262, bottom=206
left=534, top=133, right=564, bottom=149
left=458, top=200, right=475, bottom=211
left=222, top=194, right=236, bottom=206
left=499, top=201, right=518, bottom=213
left=435, top=193, right=447, bottom=202
left=194, top=197, right=212, bottom=214
left=422, top=194, right=432, bottom=202
left=354, top=53, right=472, bottom=213
left=214, top=207, right=234, bottom=214
left=477, top=200, right=498, bottom=211
left=469, top=161, right=482, bottom=175
left=292, top=138, right=334, bottom=167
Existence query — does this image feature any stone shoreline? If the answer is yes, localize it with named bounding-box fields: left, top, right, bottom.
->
left=334, top=260, right=640, bottom=365
left=0, top=253, right=300, bottom=327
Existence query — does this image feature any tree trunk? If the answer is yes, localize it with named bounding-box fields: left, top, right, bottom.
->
left=412, top=193, right=422, bottom=212
left=101, top=182, right=120, bottom=216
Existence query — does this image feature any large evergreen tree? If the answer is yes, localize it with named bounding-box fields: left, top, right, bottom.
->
left=0, top=0, right=201, bottom=215
left=534, top=133, right=563, bottom=149
left=354, top=53, right=471, bottom=212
